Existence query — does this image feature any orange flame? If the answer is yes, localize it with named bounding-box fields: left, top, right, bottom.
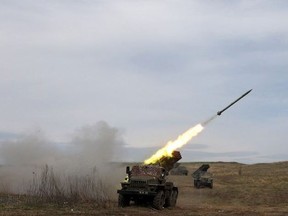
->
left=144, top=124, right=204, bottom=164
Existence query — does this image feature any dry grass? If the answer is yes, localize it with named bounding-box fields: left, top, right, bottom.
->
left=0, top=161, right=287, bottom=215
left=25, top=165, right=112, bottom=207
left=207, top=162, right=288, bottom=206
left=168, top=161, right=288, bottom=215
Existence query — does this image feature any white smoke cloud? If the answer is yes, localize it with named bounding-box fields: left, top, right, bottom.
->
left=0, top=121, right=125, bottom=193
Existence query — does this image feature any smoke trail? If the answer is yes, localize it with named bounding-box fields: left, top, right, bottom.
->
left=201, top=114, right=218, bottom=126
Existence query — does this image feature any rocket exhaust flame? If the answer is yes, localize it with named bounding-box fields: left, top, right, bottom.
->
left=144, top=123, right=205, bottom=165
left=144, top=115, right=218, bottom=164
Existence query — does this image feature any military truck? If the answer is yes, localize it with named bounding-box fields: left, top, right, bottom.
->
left=170, top=164, right=188, bottom=175
left=117, top=151, right=181, bottom=210
left=192, top=164, right=213, bottom=189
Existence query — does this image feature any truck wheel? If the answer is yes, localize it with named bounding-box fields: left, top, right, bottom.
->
left=118, top=194, right=130, bottom=207
left=152, top=190, right=165, bottom=210
left=209, top=180, right=213, bottom=189
left=164, top=190, right=173, bottom=207
left=170, top=189, right=178, bottom=207
left=196, top=181, right=201, bottom=189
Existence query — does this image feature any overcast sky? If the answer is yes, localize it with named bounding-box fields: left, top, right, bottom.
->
left=1, top=0, right=287, bottom=163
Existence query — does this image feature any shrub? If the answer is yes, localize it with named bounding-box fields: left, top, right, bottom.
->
left=27, top=164, right=112, bottom=206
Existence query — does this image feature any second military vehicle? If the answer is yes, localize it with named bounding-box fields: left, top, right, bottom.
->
left=117, top=151, right=181, bottom=210
left=170, top=164, right=188, bottom=175
left=192, top=164, right=213, bottom=189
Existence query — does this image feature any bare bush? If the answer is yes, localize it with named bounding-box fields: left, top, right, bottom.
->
left=27, top=164, right=112, bottom=206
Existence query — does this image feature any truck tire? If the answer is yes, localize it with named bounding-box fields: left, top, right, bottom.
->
left=170, top=189, right=178, bottom=207
left=164, top=190, right=174, bottom=207
left=209, top=180, right=213, bottom=189
left=196, top=180, right=201, bottom=189
left=152, top=190, right=165, bottom=210
left=118, top=194, right=130, bottom=207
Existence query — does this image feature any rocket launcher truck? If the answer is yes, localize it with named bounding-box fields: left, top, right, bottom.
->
left=117, top=151, right=182, bottom=210
left=192, top=164, right=213, bottom=189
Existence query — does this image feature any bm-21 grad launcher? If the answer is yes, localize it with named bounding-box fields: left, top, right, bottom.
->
left=117, top=151, right=182, bottom=210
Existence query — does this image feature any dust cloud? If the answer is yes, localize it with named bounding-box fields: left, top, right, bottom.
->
left=0, top=121, right=126, bottom=194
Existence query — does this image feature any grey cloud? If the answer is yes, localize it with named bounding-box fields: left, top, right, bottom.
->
left=0, top=132, right=23, bottom=141
left=254, top=154, right=288, bottom=161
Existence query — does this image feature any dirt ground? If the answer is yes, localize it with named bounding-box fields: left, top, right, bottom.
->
left=0, top=162, right=287, bottom=215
